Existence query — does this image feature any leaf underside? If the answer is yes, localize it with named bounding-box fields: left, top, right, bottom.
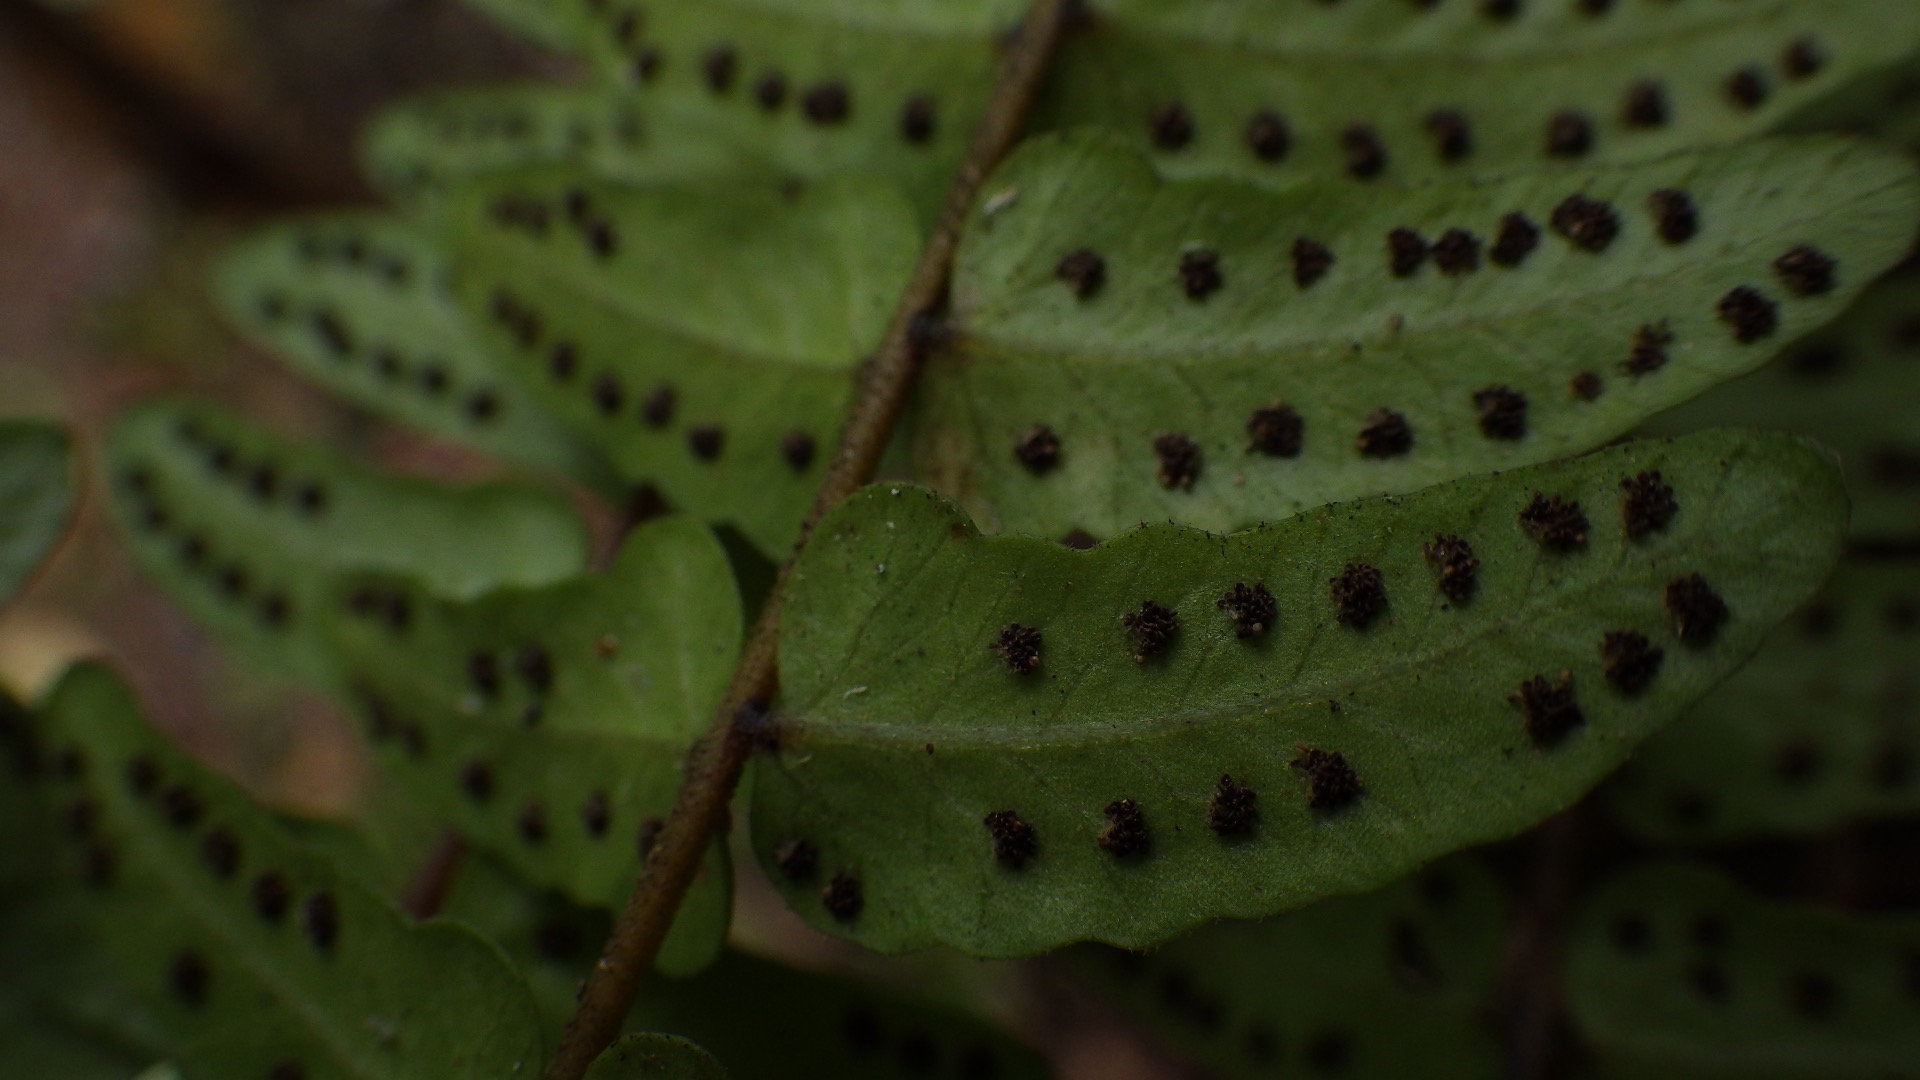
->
left=1568, top=863, right=1920, bottom=1079
left=1070, top=854, right=1508, bottom=1080
left=913, top=131, right=1917, bottom=541
left=1606, top=561, right=1920, bottom=845
left=331, top=517, right=742, bottom=975
left=30, top=663, right=547, bottom=1079
left=755, top=429, right=1845, bottom=955
left=0, top=420, right=71, bottom=609
left=586, top=1034, right=728, bottom=1080
left=104, top=400, right=589, bottom=685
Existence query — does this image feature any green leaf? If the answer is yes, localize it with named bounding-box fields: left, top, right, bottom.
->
left=0, top=420, right=71, bottom=608
left=1641, top=265, right=1920, bottom=540
left=1605, top=560, right=1920, bottom=845
left=0, top=890, right=158, bottom=1080
left=911, top=131, right=1917, bottom=541
left=1043, top=1, right=1920, bottom=185
left=457, top=0, right=598, bottom=52
left=1068, top=856, right=1508, bottom=1079
left=443, top=169, right=920, bottom=557
left=30, top=662, right=547, bottom=1079
left=329, top=516, right=741, bottom=976
left=631, top=951, right=1049, bottom=1080
left=753, top=429, right=1845, bottom=955
left=212, top=215, right=603, bottom=479
left=1567, top=862, right=1920, bottom=1079
left=104, top=400, right=589, bottom=684
left=586, top=1034, right=728, bottom=1080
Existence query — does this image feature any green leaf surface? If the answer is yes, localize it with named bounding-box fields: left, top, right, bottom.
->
left=1641, top=265, right=1920, bottom=540
left=329, top=516, right=741, bottom=975
left=0, top=891, right=159, bottom=1080
left=213, top=215, right=601, bottom=479
left=1606, top=561, right=1920, bottom=845
left=586, top=1034, right=728, bottom=1080
left=1068, top=856, right=1507, bottom=1080
left=1044, top=1, right=1920, bottom=186
left=0, top=420, right=71, bottom=608
left=104, top=400, right=589, bottom=684
left=1567, top=863, right=1920, bottom=1079
left=443, top=169, right=919, bottom=556
left=755, top=429, right=1845, bottom=955
left=30, top=662, right=546, bottom=1079
left=913, top=131, right=1917, bottom=541
left=631, top=951, right=1049, bottom=1080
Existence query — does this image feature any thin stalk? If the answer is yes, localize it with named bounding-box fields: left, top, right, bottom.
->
left=541, top=3, right=1076, bottom=1075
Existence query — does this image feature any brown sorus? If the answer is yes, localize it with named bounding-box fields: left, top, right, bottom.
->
left=1291, top=747, right=1362, bottom=810
left=1782, top=37, right=1826, bottom=79
left=1432, top=229, right=1482, bottom=275
left=1149, top=102, right=1195, bottom=149
left=1245, top=110, right=1291, bottom=162
left=1013, top=424, right=1062, bottom=475
left=1179, top=249, right=1223, bottom=299
left=1600, top=630, right=1665, bottom=694
left=687, top=425, right=725, bottom=461
left=1474, top=386, right=1528, bottom=440
left=581, top=790, right=612, bottom=838
left=1621, top=470, right=1678, bottom=538
left=170, top=950, right=211, bottom=1006
left=1099, top=799, right=1150, bottom=857
left=1055, top=249, right=1106, bottom=299
left=1519, top=492, right=1590, bottom=551
left=302, top=891, right=340, bottom=951
left=1491, top=212, right=1541, bottom=267
left=1571, top=371, right=1605, bottom=401
left=1424, top=109, right=1473, bottom=162
left=1424, top=534, right=1479, bottom=604
left=1154, top=433, right=1203, bottom=490
left=1551, top=194, right=1620, bottom=252
left=1622, top=79, right=1669, bottom=127
left=1726, top=66, right=1770, bottom=109
left=1774, top=245, right=1837, bottom=296
left=1246, top=401, right=1304, bottom=457
left=1717, top=286, right=1779, bottom=343
left=1122, top=600, right=1181, bottom=662
left=1545, top=111, right=1595, bottom=157
left=821, top=872, right=863, bottom=921
left=1292, top=238, right=1336, bottom=287
left=1355, top=407, right=1413, bottom=458
left=1648, top=188, right=1699, bottom=244
left=781, top=430, right=816, bottom=471
left=1218, top=582, right=1277, bottom=638
left=802, top=82, right=851, bottom=124
left=1342, top=124, right=1387, bottom=179
left=984, top=810, right=1037, bottom=869
left=991, top=623, right=1043, bottom=673
left=1511, top=671, right=1585, bottom=747
left=641, top=384, right=676, bottom=427
left=773, top=838, right=818, bottom=882
left=1330, top=562, right=1388, bottom=628
left=1666, top=573, right=1730, bottom=643
left=899, top=95, right=936, bottom=144
left=1625, top=323, right=1673, bottom=377
left=1388, top=228, right=1428, bottom=277
left=1207, top=774, right=1259, bottom=836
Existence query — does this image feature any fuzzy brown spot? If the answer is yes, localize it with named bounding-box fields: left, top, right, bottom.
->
left=821, top=872, right=863, bottom=921
left=1208, top=774, right=1258, bottom=837
left=1432, top=229, right=1481, bottom=275
left=1013, top=424, right=1061, bottom=474
left=1621, top=470, right=1678, bottom=538
left=1245, top=110, right=1291, bottom=162
left=201, top=828, right=240, bottom=880
left=899, top=95, right=936, bottom=144
left=1291, top=748, right=1362, bottom=811
left=169, top=950, right=210, bottom=1006
left=1511, top=671, right=1585, bottom=747
left=640, top=384, right=675, bottom=428
left=754, top=72, right=787, bottom=110
left=517, top=802, right=547, bottom=845
left=991, top=623, right=1043, bottom=673
left=1773, top=245, right=1837, bottom=296
left=252, top=872, right=291, bottom=923
left=1292, top=238, right=1336, bottom=287
left=984, top=810, right=1037, bottom=869
left=1648, top=188, right=1699, bottom=244
left=1782, top=37, right=1826, bottom=80
left=1099, top=799, right=1150, bottom=857
left=1571, top=371, right=1604, bottom=401
left=1666, top=573, right=1730, bottom=644
left=1055, top=248, right=1105, bottom=299
left=780, top=431, right=816, bottom=471
left=1424, top=534, right=1479, bottom=604
left=1246, top=402, right=1304, bottom=457
left=1491, top=213, right=1541, bottom=267
left=467, top=651, right=501, bottom=700
left=1149, top=102, right=1195, bottom=150
left=1179, top=249, right=1223, bottom=299
left=1355, top=407, right=1413, bottom=458
left=1726, top=66, right=1770, bottom=110
left=701, top=47, right=737, bottom=94
left=1551, top=194, right=1620, bottom=251
left=774, top=839, right=818, bottom=882
left=460, top=760, right=495, bottom=804
left=303, top=892, right=339, bottom=951
left=592, top=374, right=625, bottom=416
left=580, top=790, right=611, bottom=838
left=802, top=82, right=851, bottom=124
left=1622, top=79, right=1669, bottom=128
left=1341, top=124, right=1387, bottom=179
left=1473, top=385, right=1527, bottom=440
left=687, top=425, right=725, bottom=461
left=1122, top=600, right=1181, bottom=662
left=1601, top=630, right=1664, bottom=694
left=1153, top=432, right=1203, bottom=489
left=161, top=785, right=205, bottom=830
left=1387, top=228, right=1428, bottom=277
left=1717, top=286, right=1779, bottom=343
left=1519, top=492, right=1589, bottom=551
left=1218, top=582, right=1276, bottom=638
left=1061, top=529, right=1098, bottom=551
left=1545, top=111, right=1594, bottom=158
left=1424, top=109, right=1472, bottom=162
left=1625, top=323, right=1673, bottom=377
left=1330, top=562, right=1388, bottom=628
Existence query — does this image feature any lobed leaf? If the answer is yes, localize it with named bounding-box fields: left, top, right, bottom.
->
left=213, top=215, right=601, bottom=479
left=1606, top=561, right=1920, bottom=845
left=0, top=420, right=71, bottom=609
left=104, top=400, right=589, bottom=685
left=754, top=429, right=1845, bottom=955
left=1642, top=265, right=1920, bottom=540
left=443, top=169, right=920, bottom=557
left=586, top=1034, right=728, bottom=1080
left=329, top=516, right=741, bottom=975
left=1567, top=863, right=1920, bottom=1078
left=912, top=131, right=1917, bottom=541
left=1045, top=1, right=1920, bottom=186
left=29, top=662, right=547, bottom=1079
left=1069, top=855, right=1507, bottom=1079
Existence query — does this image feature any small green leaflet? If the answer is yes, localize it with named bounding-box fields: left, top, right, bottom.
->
left=586, top=1035, right=727, bottom=1080
left=0, top=420, right=71, bottom=609
left=1607, top=561, right=1920, bottom=844
left=330, top=516, right=741, bottom=976
left=443, top=169, right=919, bottom=557
left=913, top=131, right=1917, bottom=541
left=1568, top=863, right=1920, bottom=1079
left=213, top=215, right=601, bottom=479
left=30, top=662, right=547, bottom=1079
left=756, top=429, right=1845, bottom=955
left=1069, top=856, right=1508, bottom=1080
left=104, top=400, right=588, bottom=685
left=1642, top=265, right=1920, bottom=540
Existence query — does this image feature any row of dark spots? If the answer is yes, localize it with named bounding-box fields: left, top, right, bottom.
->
left=1142, top=37, right=1824, bottom=177
left=1663, top=734, right=1915, bottom=830
left=488, top=187, right=618, bottom=260
left=835, top=1006, right=1002, bottom=1080
left=485, top=281, right=818, bottom=472
left=1607, top=909, right=1884, bottom=1025
left=459, top=762, right=665, bottom=857
left=165, top=422, right=334, bottom=516
left=116, top=463, right=296, bottom=629
left=289, top=231, right=410, bottom=286
left=253, top=292, right=505, bottom=425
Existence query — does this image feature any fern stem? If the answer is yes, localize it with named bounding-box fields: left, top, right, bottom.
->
left=542, top=3, right=1078, bottom=1075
